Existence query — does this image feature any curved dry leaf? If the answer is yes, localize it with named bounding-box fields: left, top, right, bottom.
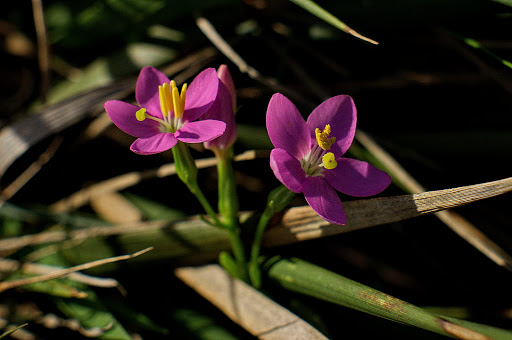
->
left=263, top=177, right=512, bottom=247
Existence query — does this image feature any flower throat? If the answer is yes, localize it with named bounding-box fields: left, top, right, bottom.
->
left=300, top=124, right=338, bottom=177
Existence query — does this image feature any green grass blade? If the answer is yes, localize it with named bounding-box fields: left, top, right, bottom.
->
left=289, top=0, right=378, bottom=44
left=0, top=324, right=28, bottom=339
left=266, top=257, right=512, bottom=339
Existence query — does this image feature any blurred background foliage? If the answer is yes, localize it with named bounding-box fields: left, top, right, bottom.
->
left=1, top=0, right=512, bottom=339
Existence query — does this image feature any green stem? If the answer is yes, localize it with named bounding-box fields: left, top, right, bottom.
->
left=215, top=149, right=239, bottom=227
left=215, top=149, right=248, bottom=281
left=249, top=185, right=295, bottom=288
left=172, top=142, right=220, bottom=226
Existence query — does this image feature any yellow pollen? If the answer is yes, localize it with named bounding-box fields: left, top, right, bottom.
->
left=315, top=124, right=336, bottom=150
left=136, top=108, right=147, bottom=121
left=321, top=152, right=338, bottom=170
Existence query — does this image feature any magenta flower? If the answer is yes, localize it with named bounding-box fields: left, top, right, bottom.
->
left=203, top=65, right=237, bottom=152
left=105, top=66, right=226, bottom=155
left=266, top=93, right=391, bottom=225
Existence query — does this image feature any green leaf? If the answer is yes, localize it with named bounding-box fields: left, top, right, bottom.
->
left=0, top=324, right=28, bottom=339
left=218, top=251, right=245, bottom=280
left=54, top=294, right=132, bottom=340
left=5, top=272, right=88, bottom=298
left=289, top=0, right=378, bottom=44
left=266, top=257, right=512, bottom=339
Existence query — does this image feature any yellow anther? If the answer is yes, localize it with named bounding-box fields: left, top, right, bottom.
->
left=315, top=124, right=336, bottom=150
left=136, top=108, right=147, bottom=121
left=321, top=152, right=338, bottom=170
left=159, top=83, right=172, bottom=117
left=171, top=86, right=182, bottom=118
left=180, top=83, right=187, bottom=111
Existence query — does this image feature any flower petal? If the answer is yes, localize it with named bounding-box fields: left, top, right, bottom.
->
left=306, top=95, right=356, bottom=156
left=130, top=133, right=177, bottom=155
left=303, top=176, right=346, bottom=225
left=175, top=120, right=226, bottom=143
left=203, top=81, right=236, bottom=150
left=217, top=64, right=237, bottom=112
left=324, top=158, right=391, bottom=197
left=183, top=68, right=219, bottom=122
left=105, top=100, right=160, bottom=138
left=269, top=148, right=306, bottom=193
left=266, top=93, right=310, bottom=159
left=135, top=66, right=170, bottom=117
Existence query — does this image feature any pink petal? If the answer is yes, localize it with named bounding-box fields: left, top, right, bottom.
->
left=183, top=68, right=219, bottom=122
left=306, top=95, right=357, bottom=156
left=135, top=67, right=170, bottom=117
left=217, top=64, right=237, bottom=112
left=175, top=120, right=226, bottom=143
left=266, top=93, right=311, bottom=160
left=303, top=176, right=346, bottom=225
left=130, top=133, right=177, bottom=155
left=324, top=158, right=391, bottom=197
left=269, top=148, right=306, bottom=193
left=105, top=100, right=160, bottom=138
left=203, top=81, right=236, bottom=150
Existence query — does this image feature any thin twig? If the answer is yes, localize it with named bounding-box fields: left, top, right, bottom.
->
left=31, top=0, right=50, bottom=102
left=0, top=247, right=152, bottom=293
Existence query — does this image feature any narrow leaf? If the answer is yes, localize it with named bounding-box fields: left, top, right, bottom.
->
left=267, top=257, right=512, bottom=339
left=289, top=0, right=378, bottom=44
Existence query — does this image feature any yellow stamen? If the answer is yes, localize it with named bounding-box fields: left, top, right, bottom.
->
left=171, top=85, right=182, bottom=118
left=315, top=124, right=336, bottom=150
left=180, top=83, right=187, bottom=112
left=321, top=152, right=338, bottom=170
left=136, top=108, right=147, bottom=121
left=159, top=83, right=172, bottom=117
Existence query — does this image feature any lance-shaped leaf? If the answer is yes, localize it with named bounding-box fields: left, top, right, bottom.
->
left=266, top=257, right=512, bottom=339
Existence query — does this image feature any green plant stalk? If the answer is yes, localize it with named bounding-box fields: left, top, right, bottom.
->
left=266, top=257, right=512, bottom=339
left=215, top=149, right=248, bottom=282
left=249, top=186, right=295, bottom=288
left=215, top=149, right=239, bottom=227
left=172, top=142, right=220, bottom=226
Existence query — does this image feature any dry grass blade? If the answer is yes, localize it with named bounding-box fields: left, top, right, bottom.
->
left=0, top=258, right=120, bottom=289
left=264, top=177, right=512, bottom=247
left=355, top=130, right=512, bottom=270
left=0, top=247, right=152, bottom=293
left=1, top=179, right=510, bottom=262
left=175, top=264, right=328, bottom=339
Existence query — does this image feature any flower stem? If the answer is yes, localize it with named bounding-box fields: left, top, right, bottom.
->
left=215, top=149, right=239, bottom=227
left=249, top=185, right=296, bottom=288
left=215, top=148, right=248, bottom=282
left=172, top=142, right=220, bottom=226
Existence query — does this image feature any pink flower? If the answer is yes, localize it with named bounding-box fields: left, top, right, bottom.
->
left=105, top=66, right=226, bottom=155
left=266, top=93, right=391, bottom=225
left=203, top=65, right=237, bottom=152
